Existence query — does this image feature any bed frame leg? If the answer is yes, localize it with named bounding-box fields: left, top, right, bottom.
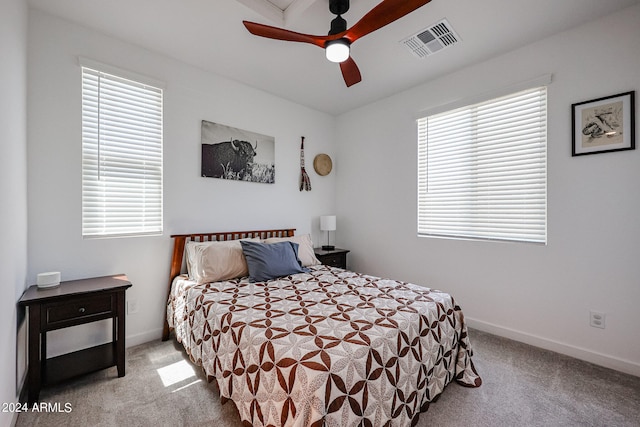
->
left=162, top=236, right=187, bottom=342
left=162, top=322, right=170, bottom=341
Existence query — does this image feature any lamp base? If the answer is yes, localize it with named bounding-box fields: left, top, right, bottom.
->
left=321, top=245, right=335, bottom=251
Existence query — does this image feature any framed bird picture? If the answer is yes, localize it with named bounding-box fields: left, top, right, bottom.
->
left=572, top=91, right=635, bottom=156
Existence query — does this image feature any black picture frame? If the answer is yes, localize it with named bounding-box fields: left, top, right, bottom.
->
left=571, top=91, right=635, bottom=156
left=200, top=120, right=275, bottom=184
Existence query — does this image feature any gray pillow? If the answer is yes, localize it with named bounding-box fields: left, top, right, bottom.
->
left=240, top=240, right=309, bottom=282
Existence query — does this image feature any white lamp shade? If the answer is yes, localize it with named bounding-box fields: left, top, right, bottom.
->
left=325, top=40, right=350, bottom=63
left=320, top=215, right=336, bottom=231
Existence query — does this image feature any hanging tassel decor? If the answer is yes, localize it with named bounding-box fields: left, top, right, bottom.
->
left=299, top=136, right=312, bottom=191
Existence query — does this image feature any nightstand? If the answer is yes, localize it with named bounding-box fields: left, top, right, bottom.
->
left=18, top=274, right=132, bottom=404
left=314, top=248, right=350, bottom=269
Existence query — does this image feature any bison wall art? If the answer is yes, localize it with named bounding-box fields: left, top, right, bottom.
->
left=201, top=120, right=275, bottom=184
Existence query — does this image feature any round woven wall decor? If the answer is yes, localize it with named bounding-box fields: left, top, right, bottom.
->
left=313, top=154, right=333, bottom=176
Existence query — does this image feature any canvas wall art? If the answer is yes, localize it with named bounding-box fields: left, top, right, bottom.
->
left=201, top=120, right=275, bottom=183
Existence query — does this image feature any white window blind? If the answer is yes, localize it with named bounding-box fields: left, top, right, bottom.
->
left=417, top=86, right=547, bottom=244
left=82, top=65, right=163, bottom=238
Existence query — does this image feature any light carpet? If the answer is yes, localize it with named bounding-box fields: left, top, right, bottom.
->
left=16, top=329, right=640, bottom=426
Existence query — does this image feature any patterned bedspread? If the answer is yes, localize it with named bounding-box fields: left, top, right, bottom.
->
left=167, top=265, right=481, bottom=427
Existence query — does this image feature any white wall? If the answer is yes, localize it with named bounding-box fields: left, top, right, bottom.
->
left=24, top=0, right=640, bottom=384
left=0, top=0, right=28, bottom=423
left=27, top=9, right=336, bottom=355
left=336, top=4, right=640, bottom=376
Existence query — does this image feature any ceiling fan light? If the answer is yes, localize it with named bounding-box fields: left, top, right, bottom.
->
left=325, top=39, right=350, bottom=63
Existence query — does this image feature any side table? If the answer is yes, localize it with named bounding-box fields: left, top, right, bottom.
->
left=314, top=248, right=350, bottom=269
left=18, top=274, right=132, bottom=404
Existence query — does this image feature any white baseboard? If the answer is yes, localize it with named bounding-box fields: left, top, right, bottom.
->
left=126, top=328, right=163, bottom=348
left=466, top=317, right=640, bottom=378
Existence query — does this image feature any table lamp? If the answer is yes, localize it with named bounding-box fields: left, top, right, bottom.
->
left=320, top=215, right=336, bottom=250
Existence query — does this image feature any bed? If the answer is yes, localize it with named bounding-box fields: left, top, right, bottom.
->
left=163, top=229, right=481, bottom=427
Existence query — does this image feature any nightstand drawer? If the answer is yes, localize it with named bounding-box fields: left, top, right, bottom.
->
left=322, top=254, right=345, bottom=268
left=314, top=248, right=349, bottom=269
left=44, top=294, right=115, bottom=327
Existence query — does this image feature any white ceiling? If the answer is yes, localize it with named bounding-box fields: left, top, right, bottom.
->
left=27, top=0, right=640, bottom=115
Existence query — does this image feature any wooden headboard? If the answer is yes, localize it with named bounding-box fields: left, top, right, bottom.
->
left=162, top=228, right=295, bottom=341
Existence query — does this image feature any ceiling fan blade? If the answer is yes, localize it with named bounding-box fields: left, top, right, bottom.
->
left=339, top=57, right=362, bottom=87
left=243, top=21, right=328, bottom=48
left=344, top=0, right=433, bottom=43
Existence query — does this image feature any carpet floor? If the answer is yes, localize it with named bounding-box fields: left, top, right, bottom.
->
left=16, top=329, right=640, bottom=426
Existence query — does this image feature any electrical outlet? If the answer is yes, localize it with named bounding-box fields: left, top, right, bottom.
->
left=590, top=310, right=605, bottom=329
left=127, top=299, right=139, bottom=315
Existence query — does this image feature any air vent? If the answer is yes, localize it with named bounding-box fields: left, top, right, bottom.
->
left=401, top=19, right=460, bottom=58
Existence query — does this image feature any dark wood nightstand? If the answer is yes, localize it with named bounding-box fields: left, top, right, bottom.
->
left=18, top=274, right=132, bottom=404
left=314, top=248, right=350, bottom=269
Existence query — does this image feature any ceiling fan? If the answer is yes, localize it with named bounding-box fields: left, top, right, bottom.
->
left=243, top=0, right=433, bottom=87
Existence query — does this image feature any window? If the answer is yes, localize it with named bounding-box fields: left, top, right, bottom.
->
left=417, top=86, right=547, bottom=244
left=81, top=61, right=163, bottom=238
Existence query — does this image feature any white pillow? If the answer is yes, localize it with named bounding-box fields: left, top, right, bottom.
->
left=187, top=238, right=258, bottom=284
left=263, top=234, right=321, bottom=267
left=185, top=240, right=213, bottom=278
